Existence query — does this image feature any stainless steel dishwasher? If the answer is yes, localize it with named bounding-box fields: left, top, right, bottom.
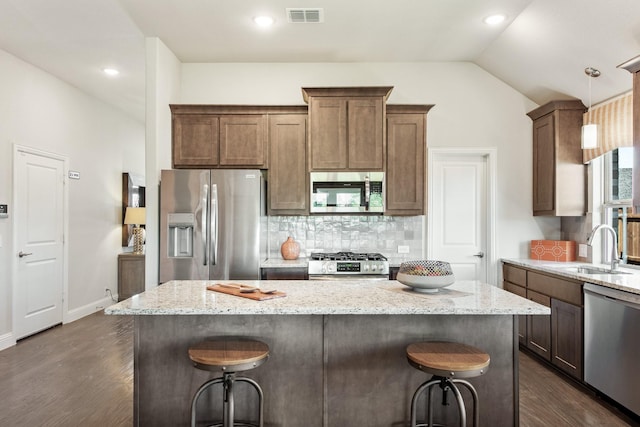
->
left=584, top=282, right=640, bottom=417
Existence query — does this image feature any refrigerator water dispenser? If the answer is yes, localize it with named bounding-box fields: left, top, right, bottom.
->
left=167, top=213, right=195, bottom=258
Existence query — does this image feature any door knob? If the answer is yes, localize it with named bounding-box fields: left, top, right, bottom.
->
left=18, top=251, right=33, bottom=258
left=473, top=252, right=485, bottom=258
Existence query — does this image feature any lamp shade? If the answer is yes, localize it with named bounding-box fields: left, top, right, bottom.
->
left=124, top=207, right=146, bottom=225
left=581, top=124, right=598, bottom=149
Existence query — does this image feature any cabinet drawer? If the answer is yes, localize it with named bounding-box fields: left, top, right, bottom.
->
left=527, top=271, right=582, bottom=306
left=527, top=289, right=551, bottom=307
left=503, top=264, right=527, bottom=287
left=261, top=267, right=308, bottom=280
left=503, top=281, right=526, bottom=298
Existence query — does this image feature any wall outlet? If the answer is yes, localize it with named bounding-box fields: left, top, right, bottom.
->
left=398, top=245, right=410, bottom=254
left=578, top=244, right=588, bottom=258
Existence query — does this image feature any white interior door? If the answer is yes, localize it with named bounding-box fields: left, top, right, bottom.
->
left=14, top=147, right=66, bottom=340
left=429, top=150, right=494, bottom=283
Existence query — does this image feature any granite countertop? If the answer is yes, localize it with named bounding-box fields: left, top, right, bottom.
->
left=502, top=258, right=640, bottom=295
left=104, top=279, right=549, bottom=316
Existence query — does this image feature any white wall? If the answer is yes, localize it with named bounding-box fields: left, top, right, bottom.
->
left=171, top=62, right=560, bottom=271
left=144, top=37, right=182, bottom=287
left=0, top=48, right=144, bottom=348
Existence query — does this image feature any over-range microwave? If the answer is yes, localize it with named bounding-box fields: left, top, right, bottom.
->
left=310, top=171, right=384, bottom=214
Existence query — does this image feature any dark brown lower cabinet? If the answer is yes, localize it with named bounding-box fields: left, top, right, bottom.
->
left=551, top=298, right=583, bottom=378
left=526, top=290, right=551, bottom=361
left=502, top=262, right=584, bottom=382
left=260, top=267, right=308, bottom=280
left=118, top=253, right=145, bottom=301
left=503, top=281, right=528, bottom=345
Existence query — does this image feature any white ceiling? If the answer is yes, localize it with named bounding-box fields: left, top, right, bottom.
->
left=1, top=0, right=638, bottom=123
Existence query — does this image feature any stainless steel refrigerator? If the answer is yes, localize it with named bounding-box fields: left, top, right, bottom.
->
left=159, top=169, right=266, bottom=282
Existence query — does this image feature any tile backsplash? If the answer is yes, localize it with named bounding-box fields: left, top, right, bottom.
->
left=268, top=215, right=424, bottom=260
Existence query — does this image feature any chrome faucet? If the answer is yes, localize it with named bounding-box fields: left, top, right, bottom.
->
left=587, top=224, right=620, bottom=272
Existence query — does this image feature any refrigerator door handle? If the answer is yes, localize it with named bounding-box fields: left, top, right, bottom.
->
left=211, top=184, right=219, bottom=265
left=364, top=175, right=370, bottom=211
left=201, top=183, right=209, bottom=266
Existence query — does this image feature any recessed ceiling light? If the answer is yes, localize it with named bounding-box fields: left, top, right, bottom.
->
left=102, top=68, right=120, bottom=76
left=253, top=15, right=275, bottom=27
left=483, top=14, right=506, bottom=25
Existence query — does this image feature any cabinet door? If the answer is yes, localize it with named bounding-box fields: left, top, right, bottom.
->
left=219, top=115, right=267, bottom=166
left=309, top=97, right=348, bottom=170
left=532, top=113, right=555, bottom=214
left=118, top=254, right=145, bottom=301
left=173, top=115, right=219, bottom=167
left=527, top=290, right=551, bottom=360
left=348, top=97, right=384, bottom=170
left=552, top=298, right=583, bottom=380
left=268, top=114, right=308, bottom=214
left=386, top=113, right=425, bottom=214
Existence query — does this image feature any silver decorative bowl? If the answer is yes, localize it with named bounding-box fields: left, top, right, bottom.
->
left=397, top=260, right=455, bottom=293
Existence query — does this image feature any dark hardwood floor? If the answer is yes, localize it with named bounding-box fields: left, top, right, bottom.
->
left=0, top=312, right=637, bottom=426
left=0, top=312, right=133, bottom=426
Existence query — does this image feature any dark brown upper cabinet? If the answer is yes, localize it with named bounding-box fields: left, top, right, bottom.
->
left=527, top=100, right=587, bottom=216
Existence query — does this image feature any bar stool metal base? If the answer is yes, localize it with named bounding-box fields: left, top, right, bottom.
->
left=406, top=342, right=489, bottom=427
left=190, top=371, right=264, bottom=427
left=188, top=339, right=269, bottom=427
left=410, top=375, right=479, bottom=427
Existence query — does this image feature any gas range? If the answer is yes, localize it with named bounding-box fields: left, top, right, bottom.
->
left=308, top=252, right=389, bottom=279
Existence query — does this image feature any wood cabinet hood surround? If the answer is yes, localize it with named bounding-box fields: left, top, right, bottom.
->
left=302, top=86, right=393, bottom=171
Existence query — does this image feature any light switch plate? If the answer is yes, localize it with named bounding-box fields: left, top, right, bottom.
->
left=578, top=244, right=588, bottom=258
left=398, top=245, right=410, bottom=254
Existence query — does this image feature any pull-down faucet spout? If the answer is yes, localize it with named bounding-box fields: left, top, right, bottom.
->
left=587, top=224, right=620, bottom=272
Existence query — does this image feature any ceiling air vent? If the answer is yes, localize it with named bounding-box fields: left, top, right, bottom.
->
left=286, top=8, right=324, bottom=24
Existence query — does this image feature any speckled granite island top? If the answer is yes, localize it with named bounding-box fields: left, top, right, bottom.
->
left=105, top=279, right=549, bottom=316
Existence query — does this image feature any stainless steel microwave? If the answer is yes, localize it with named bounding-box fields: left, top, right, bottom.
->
left=310, top=172, right=384, bottom=214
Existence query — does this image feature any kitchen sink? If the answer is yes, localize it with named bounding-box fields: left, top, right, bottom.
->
left=561, top=265, right=632, bottom=275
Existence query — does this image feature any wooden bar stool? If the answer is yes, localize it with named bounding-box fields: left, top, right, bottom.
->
left=189, top=338, right=269, bottom=427
left=406, top=341, right=490, bottom=427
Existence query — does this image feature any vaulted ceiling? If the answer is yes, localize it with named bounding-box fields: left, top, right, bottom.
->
left=1, top=0, right=638, bottom=123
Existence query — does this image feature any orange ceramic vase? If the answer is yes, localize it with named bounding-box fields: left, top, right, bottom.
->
left=280, top=236, right=300, bottom=260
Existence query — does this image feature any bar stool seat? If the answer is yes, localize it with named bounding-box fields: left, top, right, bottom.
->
left=189, top=339, right=269, bottom=427
left=407, top=341, right=490, bottom=427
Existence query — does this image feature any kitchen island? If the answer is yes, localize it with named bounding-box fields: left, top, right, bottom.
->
left=105, top=279, right=548, bottom=427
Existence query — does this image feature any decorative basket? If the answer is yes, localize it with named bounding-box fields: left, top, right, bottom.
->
left=396, top=260, right=455, bottom=293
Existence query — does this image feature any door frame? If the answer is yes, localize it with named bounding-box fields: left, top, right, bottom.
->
left=427, top=147, right=497, bottom=285
left=12, top=144, right=70, bottom=338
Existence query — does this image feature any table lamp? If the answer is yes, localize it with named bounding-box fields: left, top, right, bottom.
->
left=124, top=207, right=146, bottom=254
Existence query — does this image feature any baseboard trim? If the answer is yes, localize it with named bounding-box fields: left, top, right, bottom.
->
left=0, top=332, right=16, bottom=351
left=65, top=295, right=119, bottom=324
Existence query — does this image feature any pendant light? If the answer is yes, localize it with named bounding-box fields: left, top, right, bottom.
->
left=581, top=67, right=600, bottom=149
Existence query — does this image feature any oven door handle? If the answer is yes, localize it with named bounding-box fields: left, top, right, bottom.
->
left=308, top=274, right=389, bottom=281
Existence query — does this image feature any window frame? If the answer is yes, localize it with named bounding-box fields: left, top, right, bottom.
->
left=602, top=149, right=633, bottom=264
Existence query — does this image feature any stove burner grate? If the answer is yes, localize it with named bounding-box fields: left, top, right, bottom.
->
left=310, top=251, right=387, bottom=261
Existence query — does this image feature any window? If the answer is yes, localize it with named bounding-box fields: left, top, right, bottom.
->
left=604, top=147, right=634, bottom=264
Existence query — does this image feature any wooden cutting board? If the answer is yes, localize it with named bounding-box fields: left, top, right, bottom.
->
left=207, top=284, right=286, bottom=301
